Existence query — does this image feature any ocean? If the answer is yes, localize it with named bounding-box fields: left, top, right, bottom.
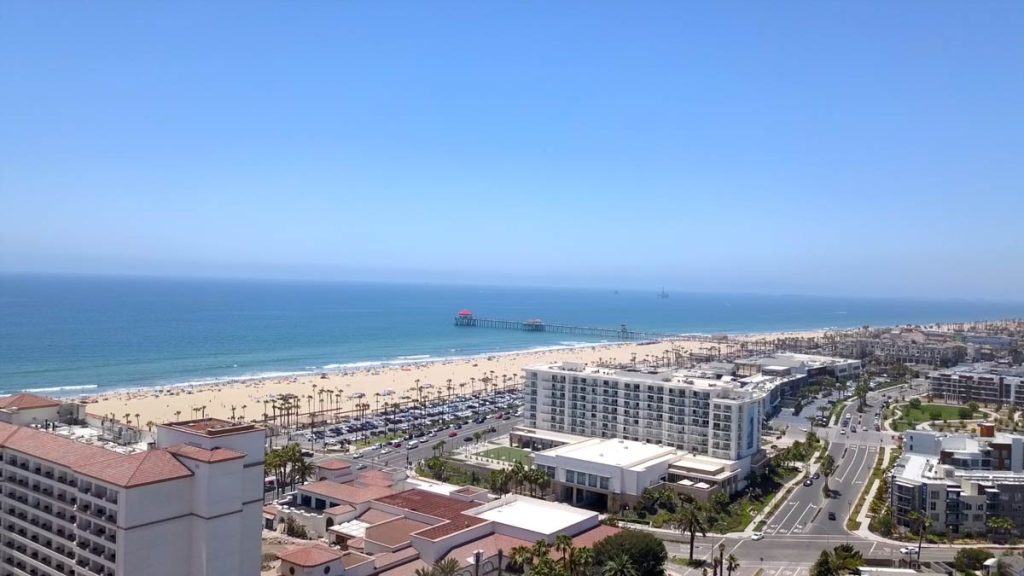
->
left=1, top=273, right=1022, bottom=396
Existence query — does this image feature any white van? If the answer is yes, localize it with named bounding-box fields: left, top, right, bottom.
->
left=407, top=440, right=419, bottom=450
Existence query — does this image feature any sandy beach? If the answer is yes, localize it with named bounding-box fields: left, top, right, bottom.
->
left=85, top=330, right=829, bottom=427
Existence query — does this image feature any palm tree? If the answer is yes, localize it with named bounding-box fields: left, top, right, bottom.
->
left=908, top=511, right=932, bottom=559
left=602, top=554, right=636, bottom=576
left=820, top=453, right=837, bottom=498
left=674, top=503, right=709, bottom=562
left=726, top=554, right=739, bottom=576
left=145, top=420, right=155, bottom=433
left=572, top=547, right=594, bottom=576
left=987, top=515, right=1014, bottom=541
left=554, top=534, right=574, bottom=575
left=174, top=410, right=182, bottom=421
left=509, top=546, right=534, bottom=573
left=241, top=404, right=247, bottom=420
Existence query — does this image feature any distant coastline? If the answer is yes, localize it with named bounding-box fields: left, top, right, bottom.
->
left=3, top=273, right=1024, bottom=398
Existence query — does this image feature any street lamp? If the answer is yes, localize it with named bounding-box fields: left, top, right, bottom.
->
left=718, top=543, right=725, bottom=576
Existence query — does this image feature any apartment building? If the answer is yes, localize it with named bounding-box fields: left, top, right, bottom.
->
left=929, top=365, right=1024, bottom=406
left=891, top=428, right=1024, bottom=536
left=0, top=410, right=264, bottom=576
left=523, top=362, right=763, bottom=462
left=840, top=331, right=966, bottom=367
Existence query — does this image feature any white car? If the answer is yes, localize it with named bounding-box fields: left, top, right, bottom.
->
left=899, top=546, right=918, bottom=555
left=352, top=452, right=364, bottom=459
left=750, top=532, right=764, bottom=541
left=380, top=448, right=391, bottom=455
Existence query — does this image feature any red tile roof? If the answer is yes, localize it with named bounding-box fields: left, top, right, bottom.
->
left=300, top=480, right=397, bottom=504
left=165, top=443, right=245, bottom=463
left=358, top=509, right=399, bottom=525
left=341, top=551, right=374, bottom=569
left=3, top=425, right=122, bottom=470
left=374, top=490, right=488, bottom=541
left=364, top=517, right=432, bottom=547
left=0, top=422, right=195, bottom=488
left=443, top=534, right=531, bottom=566
left=346, top=537, right=365, bottom=551
left=277, top=544, right=343, bottom=567
left=356, top=470, right=398, bottom=487
left=325, top=503, right=355, bottom=515
left=317, top=459, right=351, bottom=471
left=0, top=394, right=61, bottom=410
left=76, top=450, right=193, bottom=488
left=374, top=490, right=478, bottom=520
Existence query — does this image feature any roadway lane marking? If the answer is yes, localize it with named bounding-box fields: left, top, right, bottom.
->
left=790, top=504, right=817, bottom=534
left=771, top=502, right=801, bottom=534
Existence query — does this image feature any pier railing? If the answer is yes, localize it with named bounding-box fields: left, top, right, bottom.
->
left=454, top=314, right=675, bottom=341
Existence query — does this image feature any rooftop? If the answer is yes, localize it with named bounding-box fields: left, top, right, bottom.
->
left=538, top=437, right=676, bottom=468
left=277, top=544, right=343, bottom=568
left=160, top=418, right=260, bottom=437
left=0, top=393, right=62, bottom=411
left=165, top=443, right=245, bottom=463
left=0, top=421, right=197, bottom=488
left=365, top=517, right=433, bottom=547
left=300, top=480, right=397, bottom=504
left=468, top=495, right=595, bottom=536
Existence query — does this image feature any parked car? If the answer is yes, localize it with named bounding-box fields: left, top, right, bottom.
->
left=828, top=511, right=836, bottom=521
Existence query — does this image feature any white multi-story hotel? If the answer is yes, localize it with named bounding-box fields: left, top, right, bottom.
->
left=0, top=404, right=264, bottom=576
left=524, top=362, right=763, bottom=462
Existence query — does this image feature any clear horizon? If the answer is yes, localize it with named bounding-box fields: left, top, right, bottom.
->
left=2, top=2, right=1022, bottom=299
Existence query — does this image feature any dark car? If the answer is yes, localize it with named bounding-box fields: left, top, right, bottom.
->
left=803, top=479, right=813, bottom=487
left=828, top=511, right=836, bottom=521
left=812, top=472, right=821, bottom=480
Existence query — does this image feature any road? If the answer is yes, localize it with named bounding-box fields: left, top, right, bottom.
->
left=665, top=535, right=956, bottom=576
left=765, top=395, right=888, bottom=537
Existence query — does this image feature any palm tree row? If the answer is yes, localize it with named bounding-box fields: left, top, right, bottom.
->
left=265, top=443, right=315, bottom=498
left=489, top=461, right=551, bottom=498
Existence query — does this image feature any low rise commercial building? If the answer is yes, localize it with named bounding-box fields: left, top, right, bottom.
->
left=520, top=431, right=762, bottom=508
left=275, top=491, right=620, bottom=576
left=733, top=353, right=861, bottom=382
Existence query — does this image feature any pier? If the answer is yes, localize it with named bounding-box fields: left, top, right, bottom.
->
left=453, top=309, right=673, bottom=341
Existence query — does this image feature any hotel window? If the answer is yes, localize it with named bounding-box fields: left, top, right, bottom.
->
left=565, top=470, right=575, bottom=484
left=599, top=477, right=609, bottom=490
left=588, top=474, right=598, bottom=488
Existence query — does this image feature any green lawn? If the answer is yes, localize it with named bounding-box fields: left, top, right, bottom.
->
left=901, top=403, right=980, bottom=423
left=479, top=446, right=532, bottom=464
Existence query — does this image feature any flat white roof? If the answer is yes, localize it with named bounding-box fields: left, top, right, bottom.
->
left=469, top=496, right=593, bottom=535
left=540, top=438, right=676, bottom=468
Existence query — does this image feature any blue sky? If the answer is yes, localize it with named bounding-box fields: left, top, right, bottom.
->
left=1, top=1, right=1022, bottom=299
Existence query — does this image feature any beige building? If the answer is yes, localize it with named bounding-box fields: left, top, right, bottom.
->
left=0, top=415, right=265, bottom=576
